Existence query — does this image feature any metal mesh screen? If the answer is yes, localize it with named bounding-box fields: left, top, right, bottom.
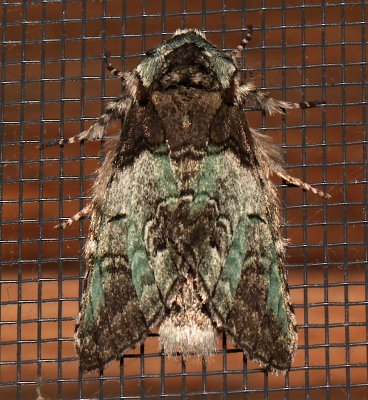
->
left=0, top=1, right=367, bottom=399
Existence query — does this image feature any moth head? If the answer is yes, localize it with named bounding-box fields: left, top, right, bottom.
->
left=135, top=29, right=238, bottom=95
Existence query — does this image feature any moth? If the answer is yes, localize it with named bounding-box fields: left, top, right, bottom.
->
left=51, top=27, right=329, bottom=374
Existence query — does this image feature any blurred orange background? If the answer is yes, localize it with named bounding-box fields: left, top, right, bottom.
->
left=0, top=1, right=366, bottom=399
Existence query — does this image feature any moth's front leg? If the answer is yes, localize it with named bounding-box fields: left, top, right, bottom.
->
left=41, top=96, right=132, bottom=148
left=237, top=83, right=324, bottom=115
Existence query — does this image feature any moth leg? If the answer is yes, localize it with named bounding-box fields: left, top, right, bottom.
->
left=41, top=96, right=131, bottom=148
left=276, top=170, right=331, bottom=199
left=55, top=203, right=93, bottom=229
left=104, top=52, right=125, bottom=80
left=237, top=84, right=325, bottom=115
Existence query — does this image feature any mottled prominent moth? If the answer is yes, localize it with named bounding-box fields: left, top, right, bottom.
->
left=52, top=28, right=329, bottom=374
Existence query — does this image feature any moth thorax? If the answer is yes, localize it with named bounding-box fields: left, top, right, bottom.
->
left=159, top=278, right=217, bottom=357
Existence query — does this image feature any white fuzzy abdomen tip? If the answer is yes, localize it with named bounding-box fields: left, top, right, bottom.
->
left=159, top=318, right=217, bottom=357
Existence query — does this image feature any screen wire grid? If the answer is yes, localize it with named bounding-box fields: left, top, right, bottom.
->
left=0, top=1, right=367, bottom=399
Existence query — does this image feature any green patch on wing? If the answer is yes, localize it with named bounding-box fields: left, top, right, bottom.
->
left=266, top=263, right=290, bottom=335
left=82, top=258, right=108, bottom=328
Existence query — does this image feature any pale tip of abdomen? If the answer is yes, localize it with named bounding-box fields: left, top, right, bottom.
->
left=159, top=314, right=217, bottom=357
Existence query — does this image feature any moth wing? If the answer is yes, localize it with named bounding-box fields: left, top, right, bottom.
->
left=76, top=252, right=148, bottom=371
left=212, top=214, right=297, bottom=373
left=75, top=161, right=160, bottom=371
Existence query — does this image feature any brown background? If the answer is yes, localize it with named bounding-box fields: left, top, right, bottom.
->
left=0, top=0, right=367, bottom=399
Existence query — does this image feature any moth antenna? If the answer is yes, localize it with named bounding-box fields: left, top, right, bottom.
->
left=238, top=24, right=253, bottom=51
left=232, top=24, right=253, bottom=60
left=54, top=203, right=93, bottom=229
left=276, top=170, right=331, bottom=199
left=104, top=52, right=125, bottom=81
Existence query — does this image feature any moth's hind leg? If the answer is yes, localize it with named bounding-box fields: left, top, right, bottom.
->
left=276, top=170, right=331, bottom=199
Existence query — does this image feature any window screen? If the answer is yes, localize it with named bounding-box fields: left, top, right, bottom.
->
left=0, top=1, right=367, bottom=399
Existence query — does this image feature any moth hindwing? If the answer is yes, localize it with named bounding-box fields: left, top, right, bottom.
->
left=55, top=27, right=328, bottom=374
